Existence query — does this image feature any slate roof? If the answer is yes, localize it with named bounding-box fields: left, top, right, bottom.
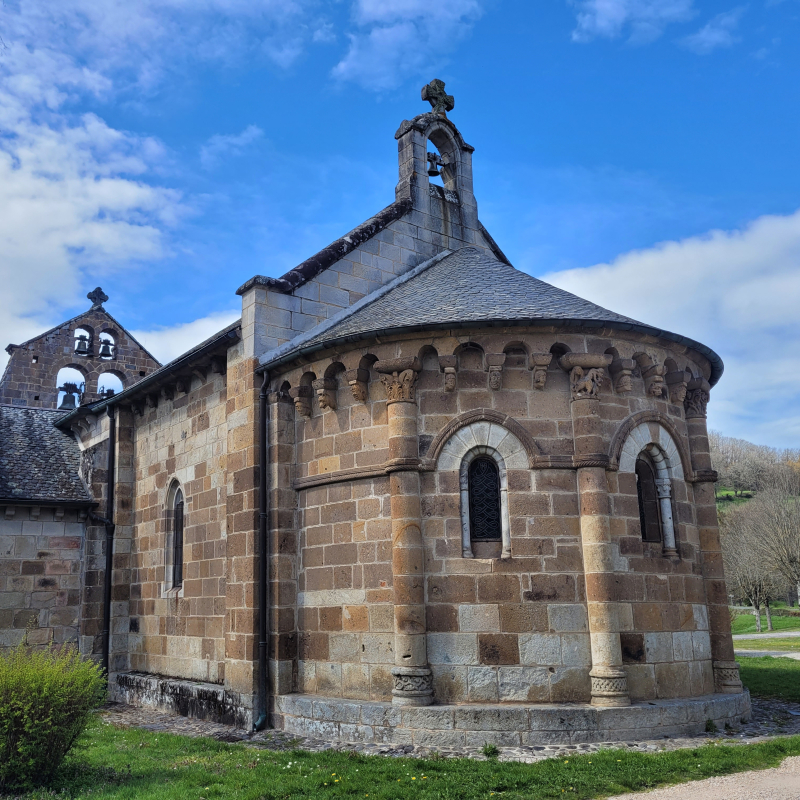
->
left=261, top=247, right=723, bottom=383
left=0, top=405, right=92, bottom=504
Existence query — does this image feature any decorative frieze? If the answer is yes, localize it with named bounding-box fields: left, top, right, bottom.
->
left=391, top=666, right=434, bottom=706
left=288, top=385, right=312, bottom=418
left=375, top=357, right=421, bottom=404
left=714, top=661, right=743, bottom=694
left=438, top=355, right=457, bottom=392
left=344, top=368, right=370, bottom=404
left=312, top=377, right=337, bottom=411
left=529, top=353, right=552, bottom=390
left=486, top=353, right=506, bottom=391
left=665, top=371, right=689, bottom=404
left=609, top=358, right=635, bottom=394
left=684, top=377, right=711, bottom=419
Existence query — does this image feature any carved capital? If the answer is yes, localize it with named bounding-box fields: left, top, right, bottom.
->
left=643, top=363, right=667, bottom=398
left=288, top=385, right=312, bottom=418
left=376, top=357, right=421, bottom=404
left=655, top=477, right=672, bottom=499
left=529, top=353, right=552, bottom=390
left=713, top=660, right=743, bottom=694
left=344, top=368, right=369, bottom=404
left=609, top=358, right=635, bottom=394
left=391, top=666, right=434, bottom=706
left=684, top=377, right=711, bottom=419
left=589, top=667, right=630, bottom=706
left=312, top=377, right=337, bottom=411
left=665, top=370, right=689, bottom=404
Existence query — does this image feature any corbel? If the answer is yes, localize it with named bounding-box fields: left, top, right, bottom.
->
left=529, top=353, right=552, bottom=390
left=175, top=376, right=191, bottom=395
left=666, top=371, right=689, bottom=404
left=288, top=385, right=313, bottom=418
left=609, top=358, right=636, bottom=394
left=54, top=508, right=65, bottom=522
left=211, top=356, right=226, bottom=375
left=486, top=354, right=506, bottom=391
left=438, top=355, right=457, bottom=392
left=344, top=368, right=369, bottom=404
left=145, top=393, right=159, bottom=409
left=642, top=364, right=667, bottom=398
left=78, top=509, right=88, bottom=522
left=30, top=506, right=40, bottom=521
left=192, top=366, right=208, bottom=382
left=4, top=506, right=15, bottom=520
left=559, top=353, right=612, bottom=401
left=161, top=386, right=175, bottom=402
left=312, top=377, right=337, bottom=411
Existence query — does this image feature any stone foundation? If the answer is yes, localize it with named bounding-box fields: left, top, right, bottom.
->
left=114, top=672, right=251, bottom=729
left=273, top=691, right=751, bottom=747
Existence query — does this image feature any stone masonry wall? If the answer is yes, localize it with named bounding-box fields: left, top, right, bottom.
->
left=272, top=325, right=716, bottom=704
left=0, top=506, right=85, bottom=650
left=126, top=371, right=228, bottom=684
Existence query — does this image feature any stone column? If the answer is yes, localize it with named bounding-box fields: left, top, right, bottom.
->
left=375, top=357, right=433, bottom=707
left=654, top=478, right=679, bottom=557
left=561, top=353, right=630, bottom=707
left=685, top=379, right=743, bottom=693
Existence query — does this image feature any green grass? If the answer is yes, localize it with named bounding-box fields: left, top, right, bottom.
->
left=735, top=638, right=800, bottom=652
left=715, top=486, right=753, bottom=507
left=731, top=614, right=800, bottom=635
left=738, top=656, right=800, bottom=703
left=6, top=720, right=800, bottom=800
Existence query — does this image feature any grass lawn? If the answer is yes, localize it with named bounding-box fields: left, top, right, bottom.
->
left=6, top=721, right=800, bottom=800
left=731, top=614, right=800, bottom=635
left=735, top=638, right=800, bottom=652
left=715, top=487, right=753, bottom=507
left=738, top=655, right=800, bottom=703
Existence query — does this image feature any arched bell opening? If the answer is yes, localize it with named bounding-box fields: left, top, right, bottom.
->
left=56, top=366, right=87, bottom=410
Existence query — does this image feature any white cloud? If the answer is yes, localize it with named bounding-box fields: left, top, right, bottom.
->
left=543, top=209, right=800, bottom=447
left=332, top=0, right=482, bottom=90
left=681, top=7, right=745, bottom=54
left=131, top=311, right=242, bottom=365
left=200, top=125, right=264, bottom=169
left=570, top=0, right=695, bottom=44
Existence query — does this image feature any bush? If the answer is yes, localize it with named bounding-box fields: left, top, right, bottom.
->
left=0, top=642, right=106, bottom=791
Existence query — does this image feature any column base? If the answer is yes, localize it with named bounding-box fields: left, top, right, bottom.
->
left=714, top=660, right=743, bottom=694
left=590, top=667, right=630, bottom=707
left=391, top=666, right=434, bottom=706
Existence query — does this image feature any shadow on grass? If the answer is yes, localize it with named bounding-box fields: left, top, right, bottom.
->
left=739, top=656, right=800, bottom=703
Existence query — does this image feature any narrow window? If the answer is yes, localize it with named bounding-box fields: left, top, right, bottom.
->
left=173, top=489, right=184, bottom=586
left=636, top=455, right=662, bottom=542
left=468, top=457, right=502, bottom=542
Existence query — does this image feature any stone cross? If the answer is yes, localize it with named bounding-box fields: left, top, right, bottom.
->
left=87, top=287, right=109, bottom=308
left=421, top=79, right=454, bottom=115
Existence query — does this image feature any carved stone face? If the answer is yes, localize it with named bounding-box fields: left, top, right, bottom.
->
left=670, top=384, right=687, bottom=404
left=533, top=367, right=547, bottom=390
left=444, top=371, right=456, bottom=392
left=488, top=369, right=502, bottom=391
left=648, top=378, right=665, bottom=398
left=616, top=374, right=633, bottom=394
left=349, top=382, right=367, bottom=403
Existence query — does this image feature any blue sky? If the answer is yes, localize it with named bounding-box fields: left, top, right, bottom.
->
left=1, top=0, right=799, bottom=446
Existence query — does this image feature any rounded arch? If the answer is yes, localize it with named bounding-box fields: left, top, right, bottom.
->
left=428, top=409, right=541, bottom=469
left=164, top=479, right=185, bottom=591
left=455, top=341, right=484, bottom=371
left=97, top=370, right=124, bottom=397
left=610, top=411, right=692, bottom=482
left=72, top=326, right=93, bottom=357
left=323, top=361, right=345, bottom=380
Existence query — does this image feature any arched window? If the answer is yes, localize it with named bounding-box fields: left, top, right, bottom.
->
left=173, top=489, right=184, bottom=587
left=636, top=454, right=662, bottom=543
left=468, top=457, right=502, bottom=542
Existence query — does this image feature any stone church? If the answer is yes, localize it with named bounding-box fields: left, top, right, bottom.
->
left=0, top=82, right=749, bottom=744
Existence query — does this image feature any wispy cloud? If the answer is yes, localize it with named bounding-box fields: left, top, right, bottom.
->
left=332, top=0, right=483, bottom=90
left=570, top=0, right=695, bottom=44
left=681, top=7, right=745, bottom=54
left=200, top=125, right=264, bottom=170
left=544, top=208, right=800, bottom=447
left=131, top=311, right=241, bottom=364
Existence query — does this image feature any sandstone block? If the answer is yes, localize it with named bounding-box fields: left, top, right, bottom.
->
left=547, top=604, right=588, bottom=632
left=519, top=633, right=561, bottom=666
left=459, top=603, right=500, bottom=632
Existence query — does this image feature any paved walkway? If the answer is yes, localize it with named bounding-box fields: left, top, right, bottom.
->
left=736, top=650, right=800, bottom=660
left=733, top=631, right=800, bottom=640
left=607, top=755, right=800, bottom=799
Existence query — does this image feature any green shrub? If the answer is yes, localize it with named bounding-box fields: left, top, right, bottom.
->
left=0, top=642, right=106, bottom=791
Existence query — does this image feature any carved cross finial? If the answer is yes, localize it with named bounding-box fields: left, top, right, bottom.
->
left=87, top=287, right=108, bottom=309
left=421, top=79, right=454, bottom=115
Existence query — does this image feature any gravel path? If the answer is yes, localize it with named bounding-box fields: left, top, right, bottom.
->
left=606, top=755, right=800, bottom=799
left=736, top=650, right=800, bottom=660
left=732, top=632, right=800, bottom=640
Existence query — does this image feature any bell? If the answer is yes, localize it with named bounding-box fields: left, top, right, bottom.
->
left=74, top=335, right=90, bottom=355
left=99, top=341, right=113, bottom=358
left=58, top=391, right=77, bottom=411
left=426, top=152, right=442, bottom=178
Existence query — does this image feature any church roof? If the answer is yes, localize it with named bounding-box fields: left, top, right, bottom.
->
left=261, top=247, right=723, bottom=384
left=0, top=406, right=92, bottom=505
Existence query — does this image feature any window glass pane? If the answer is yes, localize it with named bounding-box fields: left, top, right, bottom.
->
left=468, top=457, right=502, bottom=541
left=174, top=489, right=184, bottom=586
left=636, top=458, right=662, bottom=542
